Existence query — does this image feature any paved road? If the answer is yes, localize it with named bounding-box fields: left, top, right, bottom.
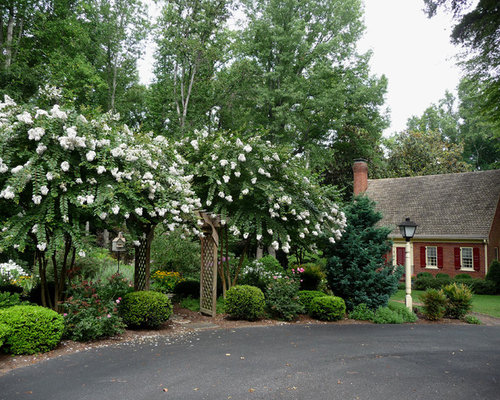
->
left=1, top=324, right=499, bottom=400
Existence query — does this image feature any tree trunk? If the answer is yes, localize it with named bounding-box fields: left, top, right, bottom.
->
left=134, top=225, right=155, bottom=291
left=4, top=11, right=14, bottom=69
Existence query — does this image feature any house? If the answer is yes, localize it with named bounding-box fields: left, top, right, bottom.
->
left=353, top=160, right=500, bottom=278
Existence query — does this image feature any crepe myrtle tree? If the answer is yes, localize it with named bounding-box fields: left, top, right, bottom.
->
left=0, top=93, right=199, bottom=308
left=180, top=130, right=347, bottom=297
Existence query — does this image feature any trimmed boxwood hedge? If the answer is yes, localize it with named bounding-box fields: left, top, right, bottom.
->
left=120, top=291, right=173, bottom=329
left=225, top=285, right=265, bottom=321
left=0, top=305, right=64, bottom=354
left=297, top=290, right=327, bottom=313
left=309, top=296, right=346, bottom=321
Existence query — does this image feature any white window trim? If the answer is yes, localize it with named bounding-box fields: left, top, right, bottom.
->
left=426, top=246, right=438, bottom=269
left=460, top=247, right=474, bottom=271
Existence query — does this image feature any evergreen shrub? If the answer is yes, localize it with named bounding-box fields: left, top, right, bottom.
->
left=298, top=264, right=324, bottom=291
left=297, top=290, right=327, bottom=314
left=454, top=274, right=472, bottom=280
left=309, top=296, right=346, bottom=321
left=442, top=283, right=473, bottom=319
left=266, top=278, right=304, bottom=321
left=435, top=273, right=450, bottom=279
left=349, top=303, right=375, bottom=321
left=0, top=292, right=30, bottom=308
left=416, top=272, right=433, bottom=279
left=120, top=291, right=173, bottom=329
left=0, top=305, right=64, bottom=354
left=225, top=285, right=265, bottom=321
left=174, top=279, right=200, bottom=299
left=469, top=279, right=496, bottom=295
left=420, top=289, right=447, bottom=320
left=486, top=260, right=500, bottom=294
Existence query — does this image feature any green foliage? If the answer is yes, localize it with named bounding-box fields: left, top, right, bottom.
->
left=265, top=278, right=304, bottom=321
left=417, top=272, right=434, bottom=279
left=0, top=322, right=10, bottom=348
left=97, top=273, right=134, bottom=303
left=349, top=303, right=375, bottom=321
left=150, top=271, right=184, bottom=294
left=442, top=283, right=473, bottom=319
left=372, top=307, right=404, bottom=324
left=225, top=285, right=265, bottom=321
left=62, top=280, right=126, bottom=342
left=421, top=289, right=448, bottom=321
left=468, top=279, right=496, bottom=295
left=150, top=228, right=201, bottom=279
left=414, top=275, right=451, bottom=291
left=179, top=296, right=226, bottom=314
left=239, top=256, right=284, bottom=292
left=309, top=296, right=346, bottom=321
left=0, top=292, right=30, bottom=309
left=120, top=291, right=173, bottom=329
left=297, top=264, right=324, bottom=291
left=486, top=260, right=500, bottom=294
left=0, top=305, right=64, bottom=354
left=454, top=273, right=473, bottom=280
left=435, top=273, right=450, bottom=279
left=462, top=315, right=481, bottom=325
left=387, top=303, right=418, bottom=323
left=325, top=196, right=402, bottom=311
left=297, top=291, right=328, bottom=314
left=174, top=280, right=200, bottom=299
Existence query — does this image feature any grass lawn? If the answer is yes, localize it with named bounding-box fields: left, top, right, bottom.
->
left=390, top=290, right=500, bottom=318
left=179, top=296, right=226, bottom=314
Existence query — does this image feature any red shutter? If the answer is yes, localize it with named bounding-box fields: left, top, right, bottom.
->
left=454, top=248, right=461, bottom=270
left=396, top=248, right=405, bottom=266
left=420, top=246, right=426, bottom=268
left=473, top=248, right=480, bottom=271
left=437, top=247, right=443, bottom=269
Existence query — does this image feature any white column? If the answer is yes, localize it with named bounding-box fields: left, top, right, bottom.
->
left=405, top=240, right=412, bottom=309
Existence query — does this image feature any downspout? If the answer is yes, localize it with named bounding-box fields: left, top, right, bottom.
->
left=484, top=240, right=488, bottom=275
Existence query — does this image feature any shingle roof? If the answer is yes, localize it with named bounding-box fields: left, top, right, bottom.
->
left=364, top=169, right=500, bottom=239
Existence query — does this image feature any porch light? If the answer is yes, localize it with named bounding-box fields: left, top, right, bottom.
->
left=398, top=217, right=418, bottom=241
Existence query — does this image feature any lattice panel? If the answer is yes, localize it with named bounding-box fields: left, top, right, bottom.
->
left=135, top=239, right=147, bottom=291
left=200, top=235, right=217, bottom=316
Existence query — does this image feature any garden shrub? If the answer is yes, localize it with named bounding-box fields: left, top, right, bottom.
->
left=297, top=264, right=324, bottom=291
left=349, top=303, right=375, bottom=321
left=372, top=307, right=404, bottom=324
left=0, top=322, right=10, bottom=348
left=97, top=273, right=134, bottom=302
left=387, top=302, right=418, bottom=323
left=435, top=273, right=449, bottom=279
left=239, top=256, right=283, bottom=293
left=414, top=275, right=451, bottom=291
left=151, top=270, right=184, bottom=293
left=485, top=260, right=500, bottom=294
left=62, top=280, right=126, bottom=342
left=0, top=292, right=30, bottom=308
left=0, top=284, right=24, bottom=295
left=0, top=305, right=64, bottom=354
left=120, top=291, right=173, bottom=329
left=462, top=315, right=481, bottom=325
left=454, top=274, right=472, bottom=280
left=225, top=285, right=265, bottom=321
left=309, top=296, right=346, bottom=321
left=265, top=278, right=304, bottom=321
left=420, top=289, right=447, bottom=321
left=442, top=283, right=473, bottom=319
left=174, top=279, right=200, bottom=299
left=416, top=272, right=433, bottom=279
left=469, top=279, right=496, bottom=295
left=297, top=290, right=327, bottom=314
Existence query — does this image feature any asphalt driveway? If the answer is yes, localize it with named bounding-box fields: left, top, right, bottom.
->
left=1, top=324, right=499, bottom=400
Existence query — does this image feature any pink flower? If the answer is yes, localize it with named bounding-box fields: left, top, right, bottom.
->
left=107, top=314, right=111, bottom=318
left=63, top=313, right=67, bottom=317
left=116, top=299, right=120, bottom=304
left=292, top=268, right=295, bottom=273
left=118, top=297, right=122, bottom=300
left=300, top=279, right=303, bottom=282
left=273, top=276, right=277, bottom=279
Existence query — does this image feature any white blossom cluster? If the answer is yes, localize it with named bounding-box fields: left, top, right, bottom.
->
left=0, top=259, right=28, bottom=278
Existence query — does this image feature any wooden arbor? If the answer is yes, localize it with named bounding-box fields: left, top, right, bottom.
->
left=196, top=211, right=220, bottom=317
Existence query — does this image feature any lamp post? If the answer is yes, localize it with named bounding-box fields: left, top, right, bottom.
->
left=398, top=217, right=418, bottom=310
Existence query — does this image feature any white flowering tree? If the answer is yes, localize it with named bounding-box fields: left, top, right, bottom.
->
left=0, top=94, right=199, bottom=308
left=181, top=130, right=347, bottom=296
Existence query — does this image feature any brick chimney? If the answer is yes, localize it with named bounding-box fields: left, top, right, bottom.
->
left=353, top=159, right=368, bottom=195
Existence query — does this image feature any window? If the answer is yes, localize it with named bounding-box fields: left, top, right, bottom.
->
left=426, top=246, right=437, bottom=268
left=461, top=247, right=473, bottom=270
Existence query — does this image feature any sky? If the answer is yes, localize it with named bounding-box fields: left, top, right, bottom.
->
left=138, top=0, right=465, bottom=137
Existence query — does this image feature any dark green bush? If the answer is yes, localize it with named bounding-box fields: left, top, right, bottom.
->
left=486, top=260, right=500, bottom=294
left=0, top=284, right=23, bottom=295
left=0, top=322, right=10, bottom=348
left=420, top=289, right=447, bottom=321
left=297, top=264, right=324, bottom=291
left=28, top=281, right=56, bottom=306
left=0, top=292, right=30, bottom=308
left=120, top=291, right=173, bottom=329
left=97, top=273, right=134, bottom=302
left=349, top=303, right=375, bottom=321
left=442, top=283, right=473, bottom=319
left=470, top=279, right=496, bottom=295
left=298, top=290, right=327, bottom=314
left=0, top=305, right=64, bottom=354
left=417, top=272, right=433, bottom=279
left=225, top=285, right=265, bottom=321
left=454, top=274, right=472, bottom=280
left=309, top=296, right=346, bottom=321
left=372, top=307, right=404, bottom=324
left=387, top=302, right=418, bottom=323
left=435, top=273, right=450, bottom=279
left=173, top=279, right=200, bottom=299
left=414, top=276, right=451, bottom=290
left=265, top=278, right=304, bottom=321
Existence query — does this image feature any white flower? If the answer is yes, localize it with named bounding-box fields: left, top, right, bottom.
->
left=236, top=138, right=244, bottom=147
left=271, top=241, right=279, bottom=250
left=46, top=172, right=54, bottom=181
left=35, top=109, right=49, bottom=118
left=226, top=195, right=233, bottom=202
left=31, top=224, right=38, bottom=234
left=256, top=234, right=262, bottom=241
left=223, top=175, right=230, bottom=183
left=180, top=204, right=190, bottom=213
left=133, top=240, right=141, bottom=247
left=218, top=191, right=225, bottom=198
left=36, top=143, right=47, bottom=154
left=97, top=166, right=106, bottom=174
left=206, top=199, right=212, bottom=206
left=86, top=195, right=95, bottom=204
left=37, top=242, right=47, bottom=251
left=0, top=163, right=7, bottom=173
left=40, top=186, right=49, bottom=195
left=272, top=153, right=280, bottom=161
left=78, top=250, right=86, bottom=257
left=242, top=188, right=249, bottom=195
left=28, top=127, right=45, bottom=141
left=329, top=237, right=336, bottom=244
left=211, top=154, right=218, bottom=161
left=11, top=165, right=23, bottom=174
left=124, top=213, right=130, bottom=219
left=251, top=178, right=257, bottom=184
left=267, top=229, right=273, bottom=235
left=243, top=144, right=252, bottom=153
left=17, top=111, right=33, bottom=124
left=63, top=215, right=69, bottom=223
left=234, top=171, right=241, bottom=177
left=258, top=168, right=266, bottom=175
left=230, top=161, right=237, bottom=170
left=299, top=233, right=305, bottom=239
left=60, top=161, right=69, bottom=171
left=32, top=195, right=42, bottom=204
left=273, top=203, right=280, bottom=209
left=112, top=205, right=120, bottom=215
left=238, top=153, right=246, bottom=162
left=50, top=104, right=67, bottom=120
left=220, top=159, right=228, bottom=167
left=86, top=151, right=96, bottom=162
left=99, top=212, right=107, bottom=220
left=243, top=232, right=249, bottom=239
left=59, top=126, right=86, bottom=150
left=143, top=172, right=153, bottom=180
left=135, top=207, right=143, bottom=216
left=190, top=139, right=199, bottom=151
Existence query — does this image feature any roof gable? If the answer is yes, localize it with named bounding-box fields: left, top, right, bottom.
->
left=364, top=169, right=500, bottom=239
